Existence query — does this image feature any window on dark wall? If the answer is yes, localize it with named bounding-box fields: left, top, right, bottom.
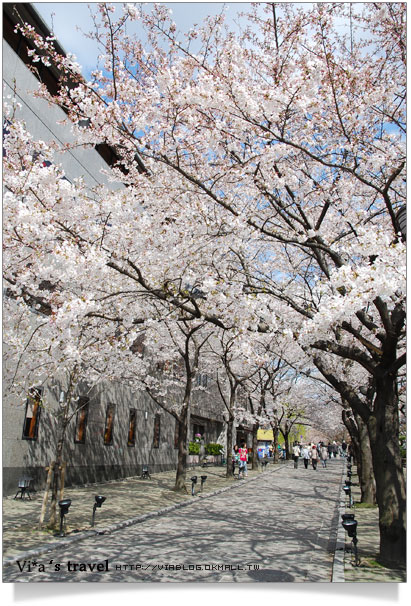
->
left=74, top=397, right=89, bottom=444
left=103, top=403, right=115, bottom=445
left=127, top=409, right=137, bottom=446
left=153, top=413, right=161, bottom=448
left=196, top=374, right=209, bottom=387
left=174, top=418, right=179, bottom=449
left=22, top=387, right=42, bottom=440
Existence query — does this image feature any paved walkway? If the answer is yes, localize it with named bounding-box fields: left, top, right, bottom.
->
left=2, top=459, right=406, bottom=583
left=4, top=459, right=343, bottom=582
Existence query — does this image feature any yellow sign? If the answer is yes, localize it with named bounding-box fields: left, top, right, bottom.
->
left=257, top=429, right=274, bottom=441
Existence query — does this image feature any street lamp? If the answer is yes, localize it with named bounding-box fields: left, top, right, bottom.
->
left=200, top=475, right=207, bottom=492
left=190, top=476, right=198, bottom=496
left=343, top=484, right=353, bottom=508
left=341, top=517, right=360, bottom=566
left=141, top=465, right=151, bottom=479
left=58, top=499, right=72, bottom=536
left=91, top=495, right=106, bottom=527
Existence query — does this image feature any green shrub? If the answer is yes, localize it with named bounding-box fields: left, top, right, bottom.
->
left=189, top=442, right=200, bottom=455
left=205, top=443, right=224, bottom=455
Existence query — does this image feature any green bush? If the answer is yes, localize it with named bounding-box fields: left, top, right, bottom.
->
left=205, top=443, right=224, bottom=455
left=189, top=442, right=200, bottom=455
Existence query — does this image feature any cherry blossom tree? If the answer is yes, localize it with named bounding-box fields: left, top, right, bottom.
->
left=2, top=295, right=118, bottom=527
left=118, top=314, right=214, bottom=493
left=5, top=2, right=406, bottom=565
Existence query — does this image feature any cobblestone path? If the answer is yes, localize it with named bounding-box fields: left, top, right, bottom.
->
left=3, top=460, right=344, bottom=583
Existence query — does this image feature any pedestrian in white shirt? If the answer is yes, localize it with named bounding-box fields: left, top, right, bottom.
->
left=292, top=443, right=301, bottom=469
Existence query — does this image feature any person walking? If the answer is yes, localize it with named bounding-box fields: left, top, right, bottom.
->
left=238, top=442, right=248, bottom=477
left=341, top=440, right=347, bottom=457
left=292, top=442, right=301, bottom=469
left=320, top=443, right=328, bottom=468
left=232, top=444, right=239, bottom=476
left=301, top=444, right=310, bottom=469
left=311, top=444, right=319, bottom=470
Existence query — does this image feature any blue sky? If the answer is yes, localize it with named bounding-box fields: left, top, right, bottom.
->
left=33, top=2, right=252, bottom=75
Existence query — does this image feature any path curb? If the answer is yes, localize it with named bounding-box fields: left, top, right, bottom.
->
left=3, top=466, right=280, bottom=568
left=331, top=460, right=347, bottom=582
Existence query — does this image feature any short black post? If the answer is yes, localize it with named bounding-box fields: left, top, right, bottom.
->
left=191, top=476, right=198, bottom=496
left=343, top=484, right=352, bottom=508
left=91, top=495, right=106, bottom=527
left=342, top=517, right=359, bottom=566
left=58, top=499, right=72, bottom=537
left=200, top=475, right=207, bottom=492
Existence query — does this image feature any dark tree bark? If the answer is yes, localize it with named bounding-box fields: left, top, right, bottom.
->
left=312, top=305, right=406, bottom=568
left=225, top=416, right=235, bottom=478
left=251, top=423, right=259, bottom=470
left=174, top=403, right=189, bottom=493
left=367, top=371, right=406, bottom=566
left=342, top=406, right=376, bottom=504
left=272, top=422, right=280, bottom=463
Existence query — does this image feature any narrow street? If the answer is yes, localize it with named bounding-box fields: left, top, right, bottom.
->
left=3, top=460, right=344, bottom=583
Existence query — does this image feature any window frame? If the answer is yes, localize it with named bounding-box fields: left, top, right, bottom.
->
left=153, top=413, right=161, bottom=449
left=74, top=396, right=89, bottom=444
left=127, top=408, right=137, bottom=447
left=103, top=403, right=115, bottom=445
left=22, top=387, right=42, bottom=440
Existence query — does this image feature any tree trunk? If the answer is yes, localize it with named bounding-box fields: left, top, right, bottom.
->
left=343, top=408, right=376, bottom=504
left=367, top=372, right=406, bottom=567
left=355, top=411, right=376, bottom=505
left=174, top=406, right=189, bottom=493
left=252, top=423, right=259, bottom=470
left=47, top=414, right=69, bottom=529
left=226, top=417, right=234, bottom=478
left=38, top=463, right=54, bottom=529
left=273, top=425, right=279, bottom=463
left=284, top=432, right=291, bottom=460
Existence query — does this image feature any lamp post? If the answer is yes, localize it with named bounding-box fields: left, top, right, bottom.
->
left=343, top=484, right=353, bottom=508
left=200, top=475, right=207, bottom=492
left=341, top=517, right=360, bottom=566
left=58, top=499, right=72, bottom=536
left=91, top=495, right=106, bottom=527
left=190, top=476, right=198, bottom=496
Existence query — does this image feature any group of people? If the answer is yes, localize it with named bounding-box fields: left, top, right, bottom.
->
left=292, top=441, right=348, bottom=470
left=232, top=439, right=349, bottom=475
